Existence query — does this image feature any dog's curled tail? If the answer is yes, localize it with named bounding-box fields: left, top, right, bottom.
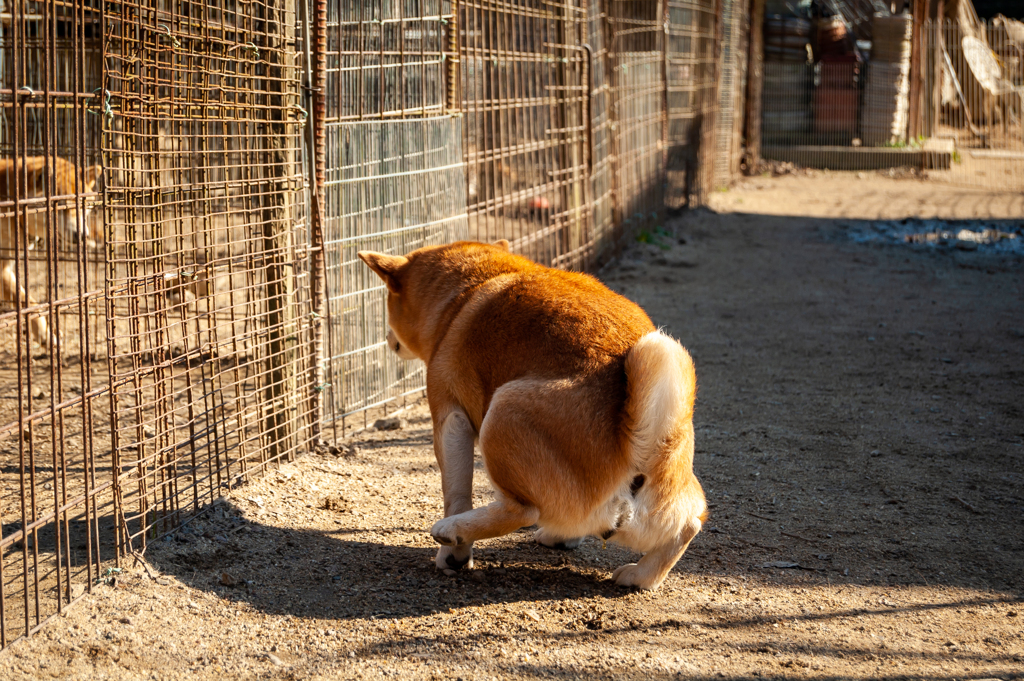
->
left=623, top=330, right=696, bottom=472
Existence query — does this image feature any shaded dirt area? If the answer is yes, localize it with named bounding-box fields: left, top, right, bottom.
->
left=1, top=173, right=1022, bottom=680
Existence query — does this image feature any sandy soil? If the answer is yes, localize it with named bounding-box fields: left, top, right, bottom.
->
left=1, top=172, right=1022, bottom=680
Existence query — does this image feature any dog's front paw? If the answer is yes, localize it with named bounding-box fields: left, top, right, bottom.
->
left=430, top=516, right=466, bottom=547
left=534, top=528, right=583, bottom=551
left=612, top=563, right=662, bottom=590
left=435, top=544, right=474, bottom=571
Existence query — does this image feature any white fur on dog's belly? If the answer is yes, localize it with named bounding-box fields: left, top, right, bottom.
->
left=538, top=488, right=635, bottom=544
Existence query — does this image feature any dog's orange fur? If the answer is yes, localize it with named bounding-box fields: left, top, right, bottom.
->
left=359, top=240, right=706, bottom=589
left=0, top=156, right=102, bottom=347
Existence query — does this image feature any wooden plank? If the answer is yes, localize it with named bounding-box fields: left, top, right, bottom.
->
left=731, top=3, right=750, bottom=176
left=744, top=0, right=765, bottom=170
left=761, top=144, right=951, bottom=170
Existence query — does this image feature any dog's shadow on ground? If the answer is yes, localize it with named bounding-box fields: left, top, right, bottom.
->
left=142, top=500, right=638, bottom=622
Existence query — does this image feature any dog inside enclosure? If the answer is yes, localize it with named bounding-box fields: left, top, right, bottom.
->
left=0, top=156, right=102, bottom=351
left=358, top=240, right=706, bottom=590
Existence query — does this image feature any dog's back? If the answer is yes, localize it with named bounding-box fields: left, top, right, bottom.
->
left=423, top=244, right=655, bottom=419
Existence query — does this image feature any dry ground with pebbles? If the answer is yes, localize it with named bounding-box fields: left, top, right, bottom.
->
left=1, top=173, right=1022, bottom=681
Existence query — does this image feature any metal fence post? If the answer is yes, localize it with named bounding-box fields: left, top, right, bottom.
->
left=300, top=0, right=328, bottom=442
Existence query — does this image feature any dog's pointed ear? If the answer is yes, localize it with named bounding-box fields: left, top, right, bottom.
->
left=492, top=239, right=510, bottom=251
left=357, top=251, right=408, bottom=293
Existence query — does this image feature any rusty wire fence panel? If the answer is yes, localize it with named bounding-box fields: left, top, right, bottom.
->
left=319, top=0, right=467, bottom=431
left=322, top=118, right=467, bottom=429
left=101, top=0, right=316, bottom=552
left=326, top=0, right=724, bottom=421
left=665, top=0, right=719, bottom=208
left=0, top=0, right=110, bottom=648
left=713, top=0, right=743, bottom=186
left=586, top=0, right=616, bottom=262
left=461, top=0, right=591, bottom=269
left=605, top=0, right=666, bottom=232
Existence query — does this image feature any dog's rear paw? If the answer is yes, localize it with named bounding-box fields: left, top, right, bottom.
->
left=534, top=528, right=583, bottom=551
left=435, top=545, right=473, bottom=571
left=611, top=563, right=663, bottom=590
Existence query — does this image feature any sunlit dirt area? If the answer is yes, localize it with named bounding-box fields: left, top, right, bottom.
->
left=1, top=172, right=1022, bottom=680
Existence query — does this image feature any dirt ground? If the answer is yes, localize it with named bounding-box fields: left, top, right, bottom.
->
left=1, top=172, right=1022, bottom=680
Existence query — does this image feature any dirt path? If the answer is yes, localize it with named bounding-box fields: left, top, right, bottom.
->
left=2, top=173, right=1022, bottom=681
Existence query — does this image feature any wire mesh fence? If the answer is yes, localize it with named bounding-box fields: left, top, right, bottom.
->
left=760, top=16, right=1022, bottom=191
left=0, top=0, right=110, bottom=648
left=714, top=0, right=744, bottom=186
left=318, top=0, right=465, bottom=432
left=922, top=18, right=1024, bottom=191
left=665, top=0, right=720, bottom=208
left=102, top=0, right=317, bottom=553
left=460, top=0, right=591, bottom=269
left=0, top=0, right=318, bottom=648
left=322, top=116, right=468, bottom=430
left=0, top=0, right=726, bottom=652
left=605, top=0, right=666, bottom=238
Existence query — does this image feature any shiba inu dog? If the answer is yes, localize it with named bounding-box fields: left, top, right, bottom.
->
left=358, top=240, right=706, bottom=590
left=0, top=156, right=102, bottom=348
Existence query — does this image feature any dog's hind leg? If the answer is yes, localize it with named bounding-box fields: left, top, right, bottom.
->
left=612, top=516, right=702, bottom=590
left=432, top=409, right=477, bottom=570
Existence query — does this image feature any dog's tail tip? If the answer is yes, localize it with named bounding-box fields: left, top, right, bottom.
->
left=624, top=330, right=696, bottom=466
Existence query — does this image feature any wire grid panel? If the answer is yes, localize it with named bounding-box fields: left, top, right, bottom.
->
left=322, top=117, right=467, bottom=424
left=665, top=0, right=719, bottom=208
left=586, top=0, right=616, bottom=264
left=713, top=0, right=741, bottom=186
left=606, top=0, right=666, bottom=228
left=460, top=0, right=591, bottom=270
left=922, top=19, right=1023, bottom=191
left=325, top=0, right=454, bottom=121
left=0, top=2, right=111, bottom=649
left=102, top=0, right=316, bottom=552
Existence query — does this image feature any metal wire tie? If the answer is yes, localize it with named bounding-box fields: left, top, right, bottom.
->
left=314, top=383, right=332, bottom=392
left=18, top=86, right=35, bottom=96
left=289, top=104, right=309, bottom=123
left=157, top=24, right=181, bottom=49
left=245, top=42, right=260, bottom=60
left=88, top=88, right=114, bottom=122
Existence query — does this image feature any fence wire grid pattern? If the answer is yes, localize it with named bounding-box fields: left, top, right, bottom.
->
left=0, top=0, right=726, bottom=651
